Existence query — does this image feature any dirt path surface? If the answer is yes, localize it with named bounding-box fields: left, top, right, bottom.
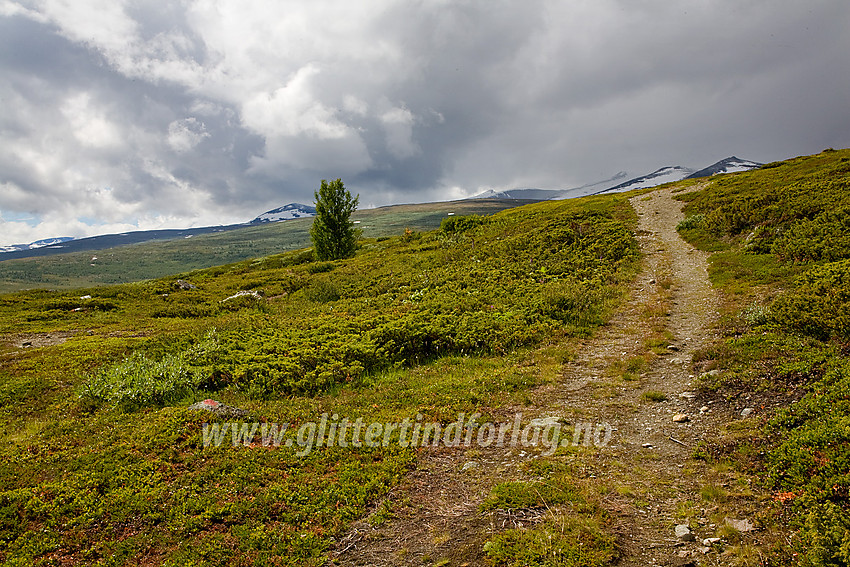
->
left=334, top=187, right=732, bottom=566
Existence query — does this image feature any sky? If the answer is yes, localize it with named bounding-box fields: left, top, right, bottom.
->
left=1, top=0, right=849, bottom=246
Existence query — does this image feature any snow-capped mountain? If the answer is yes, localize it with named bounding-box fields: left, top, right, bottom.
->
left=473, top=188, right=563, bottom=200
left=249, top=203, right=316, bottom=224
left=472, top=172, right=629, bottom=200
left=593, top=166, right=695, bottom=195
left=686, top=156, right=763, bottom=178
left=470, top=157, right=762, bottom=202
left=0, top=236, right=74, bottom=253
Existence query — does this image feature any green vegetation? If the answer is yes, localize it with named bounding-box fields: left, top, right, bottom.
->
left=0, top=199, right=526, bottom=293
left=310, top=178, right=359, bottom=260
left=0, top=194, right=637, bottom=565
left=480, top=463, right=615, bottom=567
left=677, top=148, right=850, bottom=564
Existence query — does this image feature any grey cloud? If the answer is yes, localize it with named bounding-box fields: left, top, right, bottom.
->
left=1, top=1, right=850, bottom=246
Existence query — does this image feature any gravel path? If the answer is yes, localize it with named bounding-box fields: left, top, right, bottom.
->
left=335, top=186, right=731, bottom=566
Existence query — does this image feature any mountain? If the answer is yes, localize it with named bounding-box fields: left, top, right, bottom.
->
left=249, top=203, right=316, bottom=224
left=472, top=157, right=762, bottom=201
left=472, top=188, right=563, bottom=200
left=592, top=166, right=695, bottom=195
left=471, top=172, right=629, bottom=200
left=686, top=156, right=763, bottom=178
left=0, top=204, right=316, bottom=261
left=0, top=237, right=75, bottom=254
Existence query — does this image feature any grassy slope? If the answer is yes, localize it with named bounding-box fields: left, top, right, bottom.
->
left=675, top=148, right=850, bottom=565
left=0, top=199, right=528, bottom=293
left=0, top=195, right=638, bottom=566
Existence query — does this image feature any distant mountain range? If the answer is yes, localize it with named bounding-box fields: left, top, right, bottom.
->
left=471, top=156, right=762, bottom=200
left=0, top=204, right=317, bottom=261
left=0, top=237, right=76, bottom=254
left=1, top=157, right=762, bottom=261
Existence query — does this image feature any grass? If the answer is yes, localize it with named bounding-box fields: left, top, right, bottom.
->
left=676, top=147, right=850, bottom=564
left=0, top=194, right=638, bottom=565
left=0, top=199, right=529, bottom=293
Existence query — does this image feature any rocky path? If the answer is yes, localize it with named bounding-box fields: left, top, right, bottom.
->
left=334, top=186, right=728, bottom=566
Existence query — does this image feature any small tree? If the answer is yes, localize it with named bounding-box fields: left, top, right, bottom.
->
left=310, top=178, right=359, bottom=260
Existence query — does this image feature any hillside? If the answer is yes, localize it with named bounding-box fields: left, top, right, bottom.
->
left=0, top=199, right=529, bottom=293
left=1, top=148, right=850, bottom=566
left=0, top=193, right=639, bottom=566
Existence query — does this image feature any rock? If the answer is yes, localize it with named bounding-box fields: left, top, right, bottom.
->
left=740, top=407, right=754, bottom=418
left=699, top=406, right=710, bottom=413
left=175, top=279, right=197, bottom=290
left=461, top=461, right=479, bottom=472
left=725, top=518, right=755, bottom=532
left=528, top=416, right=563, bottom=428
left=188, top=399, right=250, bottom=418
left=698, top=546, right=711, bottom=554
left=675, top=524, right=696, bottom=541
left=221, top=289, right=264, bottom=302
left=642, top=443, right=653, bottom=448
left=667, top=344, right=680, bottom=351
left=672, top=413, right=690, bottom=423
left=703, top=537, right=722, bottom=546
left=679, top=391, right=697, bottom=399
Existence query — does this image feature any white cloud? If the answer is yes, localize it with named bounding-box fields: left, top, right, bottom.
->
left=62, top=92, right=123, bottom=149
left=380, top=105, right=418, bottom=159
left=167, top=117, right=209, bottom=153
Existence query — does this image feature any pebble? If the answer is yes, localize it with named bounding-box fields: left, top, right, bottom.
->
left=740, top=407, right=754, bottom=417
left=699, top=406, right=710, bottom=413
left=675, top=524, right=695, bottom=541
left=672, top=413, right=690, bottom=423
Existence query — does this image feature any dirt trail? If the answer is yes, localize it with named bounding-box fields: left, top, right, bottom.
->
left=334, top=187, right=726, bottom=566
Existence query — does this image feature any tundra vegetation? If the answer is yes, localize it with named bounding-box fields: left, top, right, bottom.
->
left=677, top=147, right=850, bottom=565
left=0, top=195, right=638, bottom=565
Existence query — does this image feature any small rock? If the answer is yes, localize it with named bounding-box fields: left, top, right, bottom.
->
left=698, top=546, right=711, bottom=554
left=649, top=279, right=656, bottom=284
left=461, top=461, right=479, bottom=472
left=667, top=344, right=680, bottom=351
left=221, top=289, right=264, bottom=302
left=700, top=406, right=710, bottom=413
left=528, top=416, right=563, bottom=428
left=175, top=279, right=197, bottom=290
left=80, top=294, right=92, bottom=300
left=703, top=537, right=722, bottom=546
left=679, top=391, right=697, bottom=400
left=672, top=413, right=690, bottom=423
left=22, top=341, right=33, bottom=347
left=642, top=443, right=653, bottom=448
left=725, top=518, right=755, bottom=532
left=740, top=407, right=754, bottom=418
left=188, top=399, right=250, bottom=418
left=675, top=524, right=696, bottom=541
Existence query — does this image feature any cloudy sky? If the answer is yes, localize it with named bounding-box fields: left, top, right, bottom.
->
left=1, top=0, right=849, bottom=246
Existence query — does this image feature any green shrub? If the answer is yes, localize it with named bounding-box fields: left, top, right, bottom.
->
left=79, top=332, right=221, bottom=410
left=440, top=214, right=488, bottom=233
left=676, top=214, right=705, bottom=230
left=771, top=259, right=850, bottom=340
left=483, top=517, right=616, bottom=567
